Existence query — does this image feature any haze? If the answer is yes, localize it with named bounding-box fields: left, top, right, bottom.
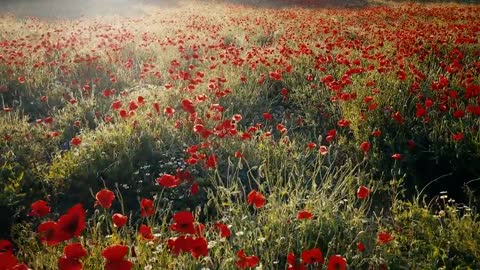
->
left=0, top=0, right=176, bottom=19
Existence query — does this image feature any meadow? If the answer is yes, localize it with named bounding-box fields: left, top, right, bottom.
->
left=0, top=0, right=480, bottom=269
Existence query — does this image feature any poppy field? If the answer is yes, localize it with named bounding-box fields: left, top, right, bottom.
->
left=1, top=0, right=480, bottom=269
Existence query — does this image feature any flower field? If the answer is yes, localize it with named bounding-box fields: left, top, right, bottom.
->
left=1, top=0, right=480, bottom=269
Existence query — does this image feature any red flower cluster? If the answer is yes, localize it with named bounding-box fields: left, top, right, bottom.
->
left=287, top=249, right=347, bottom=270
left=58, top=243, right=87, bottom=270
left=29, top=200, right=50, bottom=217
left=0, top=240, right=30, bottom=270
left=102, top=245, right=133, bottom=270
left=37, top=204, right=86, bottom=245
left=139, top=224, right=155, bottom=240
left=168, top=211, right=208, bottom=259
left=236, top=249, right=259, bottom=269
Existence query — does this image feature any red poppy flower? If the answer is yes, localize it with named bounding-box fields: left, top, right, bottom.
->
left=215, top=223, right=231, bottom=238
left=164, top=106, right=175, bottom=118
left=392, top=111, right=404, bottom=124
left=236, top=249, right=259, bottom=269
left=0, top=240, right=13, bottom=253
left=326, top=129, right=337, bottom=143
left=157, top=174, right=182, bottom=188
left=307, top=142, right=317, bottom=150
left=64, top=243, right=87, bottom=259
left=416, top=104, right=426, bottom=118
left=111, top=100, right=122, bottom=110
left=232, top=114, right=243, bottom=122
left=262, top=112, right=273, bottom=121
left=391, top=153, right=402, bottom=160
left=359, top=142, right=371, bottom=154
left=190, top=182, right=200, bottom=195
left=112, top=213, right=128, bottom=228
left=190, top=237, right=208, bottom=258
left=139, top=224, right=155, bottom=240
left=378, top=231, right=394, bottom=244
left=397, top=70, right=406, bottom=81
left=54, top=204, right=86, bottom=242
left=70, top=137, right=82, bottom=146
left=128, top=101, right=138, bottom=111
left=356, top=242, right=365, bottom=252
left=181, top=99, right=195, bottom=114
left=102, top=245, right=129, bottom=261
left=206, top=155, right=218, bottom=168
left=102, top=245, right=132, bottom=270
left=170, top=211, right=196, bottom=234
left=453, top=109, right=465, bottom=119
left=105, top=260, right=133, bottom=270
left=371, top=130, right=382, bottom=137
left=337, top=119, right=350, bottom=127
left=357, top=186, right=370, bottom=199
left=297, top=210, right=313, bottom=220
left=287, top=252, right=307, bottom=270
left=140, top=198, right=155, bottom=217
left=18, top=76, right=26, bottom=84
left=95, top=189, right=115, bottom=209
left=452, top=132, right=463, bottom=141
left=29, top=200, right=50, bottom=217
left=167, top=236, right=192, bottom=255
left=153, top=102, right=160, bottom=114
left=247, top=190, right=266, bottom=209
left=301, top=248, right=324, bottom=264
left=58, top=257, right=82, bottom=270
left=319, top=146, right=328, bottom=155
left=327, top=255, right=346, bottom=270
left=37, top=221, right=59, bottom=246
left=0, top=251, right=18, bottom=269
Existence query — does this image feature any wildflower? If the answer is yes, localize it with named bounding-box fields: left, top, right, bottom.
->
left=359, top=142, right=371, bottom=153
left=190, top=237, right=208, bottom=258
left=112, top=214, right=128, bottom=228
left=378, top=231, right=394, bottom=244
left=140, top=199, right=155, bottom=217
left=58, top=242, right=87, bottom=270
left=319, top=146, right=328, bottom=155
left=70, top=137, right=82, bottom=146
left=156, top=174, right=181, bottom=188
left=391, top=153, right=402, bottom=160
left=95, top=189, right=115, bottom=209
left=29, top=200, right=50, bottom=217
left=262, top=112, right=273, bottom=121
left=170, top=211, right=196, bottom=234
left=357, top=186, right=371, bottom=199
left=452, top=132, right=463, bottom=141
left=37, top=221, right=59, bottom=246
left=356, top=242, right=365, bottom=252
left=327, top=255, right=347, bottom=270
left=287, top=252, right=306, bottom=270
left=102, top=245, right=133, bottom=270
left=54, top=204, right=86, bottom=242
left=301, top=248, right=324, bottom=265
left=215, top=223, right=231, bottom=238
left=247, top=190, right=266, bottom=209
left=297, top=210, right=313, bottom=220
left=236, top=249, right=259, bottom=269
left=139, top=224, right=155, bottom=240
